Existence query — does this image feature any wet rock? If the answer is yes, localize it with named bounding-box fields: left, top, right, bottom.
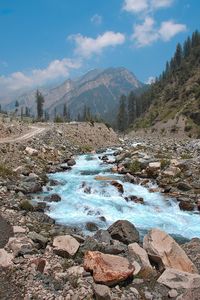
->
left=67, top=158, right=76, bottom=166
left=34, top=201, right=48, bottom=212
left=0, top=249, right=13, bottom=268
left=111, top=180, right=124, bottom=194
left=178, top=199, right=195, bottom=211
left=157, top=268, right=200, bottom=290
left=85, top=222, right=99, bottom=232
left=44, top=193, right=61, bottom=202
left=84, top=251, right=134, bottom=286
left=28, top=231, right=48, bottom=248
left=93, top=284, right=111, bottom=300
left=143, top=229, right=198, bottom=273
left=177, top=182, right=192, bottom=191
left=127, top=195, right=144, bottom=204
left=53, top=235, right=80, bottom=257
left=108, top=220, right=139, bottom=245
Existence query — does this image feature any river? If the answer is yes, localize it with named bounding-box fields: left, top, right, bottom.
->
left=33, top=148, right=200, bottom=240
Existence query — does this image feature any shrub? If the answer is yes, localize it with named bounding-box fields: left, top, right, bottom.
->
left=0, top=164, right=13, bottom=178
left=19, top=200, right=34, bottom=211
left=160, top=159, right=170, bottom=169
left=128, top=160, right=142, bottom=174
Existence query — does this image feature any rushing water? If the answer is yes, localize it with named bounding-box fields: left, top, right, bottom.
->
left=34, top=148, right=200, bottom=240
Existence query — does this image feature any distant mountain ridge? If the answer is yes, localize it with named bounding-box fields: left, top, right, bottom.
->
left=5, top=67, right=143, bottom=123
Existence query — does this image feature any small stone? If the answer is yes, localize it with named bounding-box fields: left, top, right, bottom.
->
left=93, top=284, right=111, bottom=300
left=0, top=249, right=13, bottom=267
left=168, top=289, right=178, bottom=298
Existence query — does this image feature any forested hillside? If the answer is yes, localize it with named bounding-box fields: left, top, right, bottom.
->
left=117, top=30, right=200, bottom=136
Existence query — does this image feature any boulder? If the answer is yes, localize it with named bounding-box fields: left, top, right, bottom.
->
left=108, top=220, right=139, bottom=244
left=163, top=167, right=181, bottom=177
left=179, top=200, right=195, bottom=211
left=6, top=236, right=35, bottom=257
left=157, top=268, right=200, bottom=290
left=111, top=181, right=124, bottom=193
left=25, top=147, right=38, bottom=156
left=28, top=231, right=48, bottom=248
left=53, top=235, right=80, bottom=257
left=0, top=249, right=13, bottom=268
left=182, top=238, right=200, bottom=274
left=93, top=230, right=112, bottom=244
left=143, top=229, right=198, bottom=274
left=67, top=158, right=76, bottom=166
left=84, top=251, right=134, bottom=286
left=85, top=222, right=99, bottom=232
left=128, top=243, right=156, bottom=278
left=44, top=193, right=61, bottom=202
left=93, top=284, right=111, bottom=300
left=177, top=182, right=192, bottom=191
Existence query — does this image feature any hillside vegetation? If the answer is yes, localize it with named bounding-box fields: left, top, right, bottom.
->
left=126, top=30, right=200, bottom=137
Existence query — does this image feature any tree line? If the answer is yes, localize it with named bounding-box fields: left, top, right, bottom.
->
left=117, top=30, right=200, bottom=132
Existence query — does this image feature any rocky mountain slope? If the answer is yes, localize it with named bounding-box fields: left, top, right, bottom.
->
left=6, top=67, right=143, bottom=123
left=130, top=30, right=200, bottom=137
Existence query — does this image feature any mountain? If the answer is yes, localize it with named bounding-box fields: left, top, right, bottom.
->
left=6, top=67, right=143, bottom=123
left=128, top=30, right=200, bottom=137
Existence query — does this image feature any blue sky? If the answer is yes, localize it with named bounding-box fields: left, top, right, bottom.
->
left=0, top=0, right=199, bottom=96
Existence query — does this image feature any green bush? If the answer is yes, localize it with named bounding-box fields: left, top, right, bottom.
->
left=0, top=164, right=13, bottom=178
left=19, top=200, right=34, bottom=211
left=128, top=160, right=142, bottom=173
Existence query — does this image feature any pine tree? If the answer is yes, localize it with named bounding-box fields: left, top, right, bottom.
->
left=183, top=37, right=191, bottom=58
left=174, top=43, right=183, bottom=67
left=117, top=95, right=127, bottom=132
left=128, top=92, right=137, bottom=126
left=35, top=90, right=45, bottom=120
left=63, top=103, right=67, bottom=121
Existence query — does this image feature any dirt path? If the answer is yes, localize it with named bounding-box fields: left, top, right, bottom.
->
left=0, top=126, right=47, bottom=144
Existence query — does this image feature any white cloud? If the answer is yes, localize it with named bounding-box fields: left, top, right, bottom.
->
left=0, top=58, right=81, bottom=96
left=146, top=76, right=156, bottom=84
left=91, top=14, right=102, bottom=25
left=132, top=17, right=159, bottom=47
left=159, top=21, right=187, bottom=41
left=132, top=17, right=187, bottom=47
left=69, top=31, right=126, bottom=58
left=123, top=0, right=148, bottom=13
left=123, top=0, right=174, bottom=14
left=151, top=0, right=173, bottom=9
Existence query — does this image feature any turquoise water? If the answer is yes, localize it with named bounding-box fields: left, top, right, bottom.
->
left=35, top=149, right=200, bottom=239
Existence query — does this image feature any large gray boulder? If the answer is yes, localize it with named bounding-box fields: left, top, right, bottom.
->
left=108, top=220, right=139, bottom=245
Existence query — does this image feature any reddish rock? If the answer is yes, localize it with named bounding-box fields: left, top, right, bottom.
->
left=84, top=251, right=134, bottom=286
left=31, top=258, right=46, bottom=273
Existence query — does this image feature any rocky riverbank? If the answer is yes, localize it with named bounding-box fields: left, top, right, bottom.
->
left=0, top=124, right=200, bottom=299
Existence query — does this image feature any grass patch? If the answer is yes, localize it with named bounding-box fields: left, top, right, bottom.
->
left=0, top=164, right=14, bottom=178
